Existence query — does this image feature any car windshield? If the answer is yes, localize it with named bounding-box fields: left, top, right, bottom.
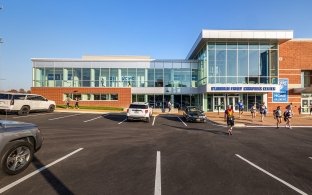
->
left=129, top=104, right=148, bottom=109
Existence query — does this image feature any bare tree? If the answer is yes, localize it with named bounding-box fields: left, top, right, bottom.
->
left=19, top=88, right=26, bottom=93
left=8, top=89, right=18, bottom=93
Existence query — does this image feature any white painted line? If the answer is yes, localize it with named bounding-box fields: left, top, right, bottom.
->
left=177, top=117, right=187, bottom=126
left=48, top=114, right=80, bottom=121
left=154, top=151, right=161, bottom=195
left=152, top=116, right=156, bottom=126
left=13, top=113, right=53, bottom=118
left=118, top=118, right=127, bottom=124
left=235, top=154, right=308, bottom=195
left=0, top=148, right=84, bottom=194
left=83, top=115, right=105, bottom=123
left=309, top=157, right=312, bottom=160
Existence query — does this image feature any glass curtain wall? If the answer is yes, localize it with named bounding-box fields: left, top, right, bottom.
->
left=33, top=60, right=197, bottom=88
left=197, top=41, right=278, bottom=85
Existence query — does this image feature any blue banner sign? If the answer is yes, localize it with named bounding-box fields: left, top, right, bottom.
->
left=273, top=78, right=288, bottom=102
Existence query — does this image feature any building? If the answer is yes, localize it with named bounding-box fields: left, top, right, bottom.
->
left=31, top=29, right=312, bottom=113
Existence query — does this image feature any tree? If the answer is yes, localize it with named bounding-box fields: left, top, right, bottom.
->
left=18, top=88, right=26, bottom=93
left=8, top=89, right=18, bottom=93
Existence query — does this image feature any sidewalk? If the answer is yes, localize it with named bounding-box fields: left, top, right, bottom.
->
left=54, top=108, right=312, bottom=127
left=205, top=112, right=312, bottom=127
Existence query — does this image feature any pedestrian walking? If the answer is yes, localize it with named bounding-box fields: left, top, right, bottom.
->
left=286, top=102, right=293, bottom=110
left=259, top=102, right=267, bottom=122
left=284, top=107, right=293, bottom=129
left=224, top=105, right=235, bottom=135
left=74, top=97, right=79, bottom=109
left=273, top=106, right=282, bottom=128
left=250, top=103, right=257, bottom=120
left=237, top=100, right=244, bottom=118
left=65, top=96, right=71, bottom=109
left=167, top=101, right=172, bottom=112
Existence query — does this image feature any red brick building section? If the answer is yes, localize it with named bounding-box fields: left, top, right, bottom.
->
left=31, top=87, right=132, bottom=108
left=268, top=40, right=312, bottom=112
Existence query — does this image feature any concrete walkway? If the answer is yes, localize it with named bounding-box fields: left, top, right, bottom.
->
left=205, top=112, right=312, bottom=127
left=55, top=108, right=312, bottom=127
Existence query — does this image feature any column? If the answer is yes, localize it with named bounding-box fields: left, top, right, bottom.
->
left=91, top=68, right=95, bottom=87
left=145, top=69, right=148, bottom=87
left=118, top=69, right=122, bottom=87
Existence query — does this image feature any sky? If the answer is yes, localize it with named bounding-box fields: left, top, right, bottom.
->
left=0, top=0, right=312, bottom=91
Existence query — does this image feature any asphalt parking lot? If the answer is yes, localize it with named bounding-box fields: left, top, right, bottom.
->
left=0, top=112, right=311, bottom=195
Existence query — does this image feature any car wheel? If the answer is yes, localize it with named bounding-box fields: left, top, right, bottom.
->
left=1, top=140, right=34, bottom=175
left=146, top=117, right=150, bottom=123
left=18, top=106, right=30, bottom=116
left=47, top=105, right=55, bottom=113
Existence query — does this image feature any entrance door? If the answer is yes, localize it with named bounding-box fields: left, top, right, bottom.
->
left=227, top=96, right=240, bottom=112
left=213, top=96, right=225, bottom=112
left=301, top=99, right=312, bottom=114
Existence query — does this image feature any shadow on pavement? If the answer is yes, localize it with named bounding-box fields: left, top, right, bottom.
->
left=103, top=113, right=126, bottom=122
left=159, top=115, right=181, bottom=122
left=162, top=124, right=229, bottom=136
left=32, top=156, right=74, bottom=195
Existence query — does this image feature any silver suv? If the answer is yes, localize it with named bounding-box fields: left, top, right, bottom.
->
left=0, top=120, right=43, bottom=175
left=0, top=92, right=56, bottom=116
left=127, top=102, right=153, bottom=122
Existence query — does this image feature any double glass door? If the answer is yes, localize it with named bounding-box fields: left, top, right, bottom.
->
left=228, top=96, right=239, bottom=112
left=213, top=96, right=240, bottom=112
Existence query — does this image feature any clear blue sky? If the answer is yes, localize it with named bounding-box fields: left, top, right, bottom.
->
left=0, top=0, right=312, bottom=91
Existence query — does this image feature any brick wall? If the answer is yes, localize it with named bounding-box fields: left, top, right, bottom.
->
left=267, top=40, right=312, bottom=112
left=31, top=87, right=132, bottom=108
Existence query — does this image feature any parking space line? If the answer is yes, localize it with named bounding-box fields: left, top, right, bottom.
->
left=235, top=154, right=308, bottom=195
left=0, top=148, right=84, bottom=194
left=154, top=151, right=161, bottom=195
left=83, top=115, right=106, bottom=123
left=118, top=118, right=127, bottom=124
left=13, top=113, right=53, bottom=118
left=48, top=114, right=80, bottom=121
left=152, top=116, right=156, bottom=126
left=177, top=117, right=187, bottom=126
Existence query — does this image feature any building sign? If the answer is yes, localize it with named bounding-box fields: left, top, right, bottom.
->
left=211, top=87, right=276, bottom=91
left=273, top=78, right=288, bottom=102
left=206, top=84, right=279, bottom=93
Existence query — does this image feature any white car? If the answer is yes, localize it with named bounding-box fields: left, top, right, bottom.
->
left=127, top=102, right=153, bottom=122
left=0, top=92, right=56, bottom=116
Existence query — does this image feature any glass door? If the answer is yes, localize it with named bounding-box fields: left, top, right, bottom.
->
left=227, top=96, right=240, bottom=112
left=213, top=96, right=225, bottom=112
left=301, top=99, right=309, bottom=114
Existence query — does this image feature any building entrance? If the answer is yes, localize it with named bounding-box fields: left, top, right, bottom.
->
left=301, top=98, right=312, bottom=114
left=227, top=96, right=240, bottom=112
left=213, top=96, right=240, bottom=112
left=213, top=96, right=225, bottom=112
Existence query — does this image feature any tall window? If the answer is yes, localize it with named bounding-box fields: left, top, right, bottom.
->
left=198, top=41, right=278, bottom=84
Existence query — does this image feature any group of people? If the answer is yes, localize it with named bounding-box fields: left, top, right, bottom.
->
left=224, top=101, right=294, bottom=135
left=273, top=103, right=293, bottom=129
left=65, top=96, right=80, bottom=109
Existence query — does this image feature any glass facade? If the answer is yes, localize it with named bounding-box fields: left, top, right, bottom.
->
left=33, top=60, right=198, bottom=88
left=195, top=41, right=278, bottom=85
left=32, top=36, right=282, bottom=111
